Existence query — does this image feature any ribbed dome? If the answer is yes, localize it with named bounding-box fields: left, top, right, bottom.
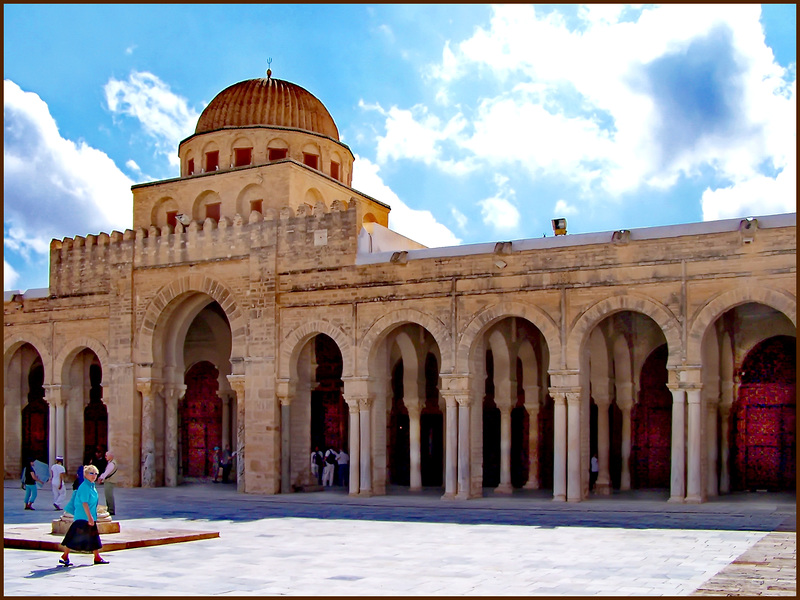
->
left=195, top=78, right=339, bottom=140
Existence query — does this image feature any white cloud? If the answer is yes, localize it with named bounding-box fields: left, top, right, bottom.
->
left=352, top=156, right=461, bottom=247
left=554, top=199, right=578, bottom=217
left=4, top=259, right=20, bottom=290
left=126, top=159, right=141, bottom=172
left=4, top=80, right=135, bottom=263
left=373, top=5, right=794, bottom=211
left=451, top=207, right=468, bottom=230
left=701, top=163, right=796, bottom=221
left=105, top=71, right=199, bottom=168
left=125, top=44, right=137, bottom=55
left=478, top=196, right=520, bottom=232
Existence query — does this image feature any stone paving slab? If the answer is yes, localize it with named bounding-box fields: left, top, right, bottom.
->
left=3, top=481, right=795, bottom=596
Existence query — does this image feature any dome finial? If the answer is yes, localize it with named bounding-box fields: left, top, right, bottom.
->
left=266, top=57, right=272, bottom=80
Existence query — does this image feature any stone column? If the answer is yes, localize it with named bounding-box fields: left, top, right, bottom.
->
left=566, top=391, right=582, bottom=502
left=668, top=385, right=686, bottom=502
left=551, top=391, right=567, bottom=501
left=48, top=397, right=57, bottom=466
left=227, top=375, right=246, bottom=492
left=221, top=394, right=231, bottom=449
left=441, top=394, right=458, bottom=499
left=495, top=402, right=513, bottom=494
left=278, top=390, right=292, bottom=494
left=706, top=396, right=719, bottom=498
left=455, top=395, right=471, bottom=500
left=163, top=384, right=184, bottom=487
left=718, top=402, right=731, bottom=494
left=359, top=396, right=372, bottom=496
left=407, top=401, right=422, bottom=491
left=347, top=400, right=360, bottom=496
left=137, top=379, right=163, bottom=488
left=619, top=402, right=632, bottom=490
left=45, top=385, right=66, bottom=461
left=594, top=394, right=612, bottom=495
left=685, top=387, right=704, bottom=503
left=523, top=385, right=540, bottom=489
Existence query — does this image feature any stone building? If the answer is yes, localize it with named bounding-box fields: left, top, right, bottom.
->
left=4, top=75, right=796, bottom=503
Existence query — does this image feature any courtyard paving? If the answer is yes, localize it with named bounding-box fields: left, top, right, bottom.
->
left=3, top=480, right=795, bottom=596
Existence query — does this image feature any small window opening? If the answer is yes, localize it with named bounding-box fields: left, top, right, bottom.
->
left=205, top=151, right=219, bottom=172
left=303, top=153, right=319, bottom=170
left=187, top=159, right=194, bottom=176
left=166, top=211, right=178, bottom=229
left=234, top=148, right=252, bottom=167
left=250, top=200, right=263, bottom=214
left=268, top=148, right=288, bottom=161
left=205, top=202, right=221, bottom=222
left=330, top=161, right=340, bottom=180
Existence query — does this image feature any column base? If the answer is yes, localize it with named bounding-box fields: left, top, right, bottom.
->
left=522, top=481, right=539, bottom=490
left=409, top=485, right=422, bottom=492
left=567, top=497, right=582, bottom=503
left=358, top=490, right=373, bottom=498
left=493, top=483, right=513, bottom=495
left=455, top=491, right=471, bottom=500
left=684, top=494, right=705, bottom=504
left=440, top=492, right=456, bottom=501
left=668, top=495, right=685, bottom=503
left=595, top=482, right=612, bottom=495
left=552, top=494, right=566, bottom=502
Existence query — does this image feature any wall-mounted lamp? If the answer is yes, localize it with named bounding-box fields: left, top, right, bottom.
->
left=551, top=218, right=567, bottom=236
left=738, top=217, right=758, bottom=244
left=611, top=229, right=631, bottom=244
left=390, top=251, right=408, bottom=264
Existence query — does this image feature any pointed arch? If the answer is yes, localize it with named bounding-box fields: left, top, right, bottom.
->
left=135, top=274, right=247, bottom=367
left=457, top=301, right=560, bottom=374
left=53, top=337, right=109, bottom=385
left=279, top=319, right=353, bottom=380
left=358, top=308, right=452, bottom=376
left=566, top=294, right=682, bottom=370
left=4, top=334, right=52, bottom=386
left=686, top=287, right=796, bottom=365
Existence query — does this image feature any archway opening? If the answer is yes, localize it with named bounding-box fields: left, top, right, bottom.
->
left=732, top=335, right=796, bottom=491
left=181, top=361, right=221, bottom=477
left=420, top=352, right=443, bottom=487
left=631, top=344, right=671, bottom=489
left=22, top=358, right=48, bottom=464
left=310, top=334, right=346, bottom=454
left=389, top=360, right=409, bottom=485
left=82, top=359, right=107, bottom=465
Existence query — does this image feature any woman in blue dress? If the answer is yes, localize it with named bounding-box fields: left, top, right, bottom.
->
left=59, top=464, right=109, bottom=566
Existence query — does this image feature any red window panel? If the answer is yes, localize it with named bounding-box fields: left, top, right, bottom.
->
left=166, top=211, right=178, bottom=229
left=187, top=159, right=194, bottom=175
left=268, top=148, right=288, bottom=161
left=234, top=148, right=252, bottom=167
left=303, top=153, right=319, bottom=169
left=330, top=161, right=340, bottom=180
left=205, top=151, right=219, bottom=172
left=205, top=202, right=221, bottom=222
left=250, top=199, right=263, bottom=214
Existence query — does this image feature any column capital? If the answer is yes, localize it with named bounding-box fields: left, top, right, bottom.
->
left=455, top=393, right=471, bottom=407
left=276, top=378, right=295, bottom=400
left=43, top=384, right=66, bottom=407
left=136, top=378, right=163, bottom=397
left=565, top=391, right=581, bottom=405
left=593, top=393, right=612, bottom=408
left=163, top=384, right=186, bottom=403
left=439, top=391, right=459, bottom=407
left=227, top=375, right=246, bottom=398
left=405, top=401, right=422, bottom=418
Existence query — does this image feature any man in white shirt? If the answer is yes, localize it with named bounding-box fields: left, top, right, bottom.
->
left=98, top=450, right=118, bottom=515
left=322, top=448, right=337, bottom=486
left=50, top=456, right=66, bottom=510
left=336, top=448, right=349, bottom=488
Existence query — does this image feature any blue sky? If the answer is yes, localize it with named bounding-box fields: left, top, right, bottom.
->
left=4, top=4, right=796, bottom=291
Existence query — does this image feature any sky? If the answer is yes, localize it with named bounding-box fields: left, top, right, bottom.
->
left=4, top=4, right=796, bottom=291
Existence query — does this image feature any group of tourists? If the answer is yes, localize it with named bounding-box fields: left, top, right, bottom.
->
left=310, top=446, right=349, bottom=488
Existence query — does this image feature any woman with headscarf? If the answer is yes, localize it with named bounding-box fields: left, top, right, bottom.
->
left=58, top=464, right=109, bottom=566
